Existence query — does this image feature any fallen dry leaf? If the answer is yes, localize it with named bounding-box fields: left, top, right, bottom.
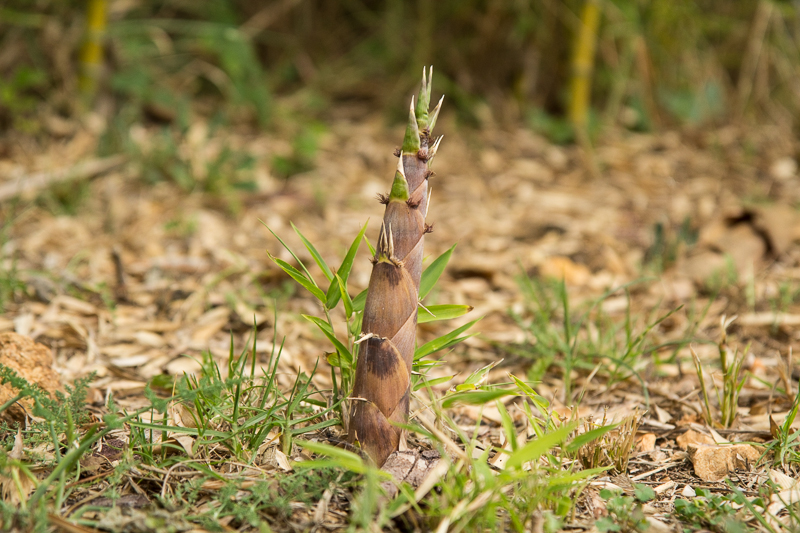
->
left=636, top=433, right=656, bottom=452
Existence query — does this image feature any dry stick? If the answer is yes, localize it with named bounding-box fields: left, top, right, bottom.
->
left=0, top=155, right=126, bottom=202
left=630, top=462, right=682, bottom=482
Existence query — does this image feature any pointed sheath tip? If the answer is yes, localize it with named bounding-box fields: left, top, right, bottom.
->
left=387, top=223, right=394, bottom=258
left=377, top=223, right=388, bottom=261
left=402, top=98, right=421, bottom=154
left=388, top=167, right=409, bottom=202
left=429, top=95, right=444, bottom=134
left=416, top=67, right=432, bottom=130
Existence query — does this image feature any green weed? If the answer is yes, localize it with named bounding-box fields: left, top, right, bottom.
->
left=512, top=276, right=683, bottom=402
left=596, top=484, right=655, bottom=533
left=691, top=315, right=747, bottom=428
left=674, top=488, right=753, bottom=532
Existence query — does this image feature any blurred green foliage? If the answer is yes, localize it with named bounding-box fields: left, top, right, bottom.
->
left=0, top=0, right=798, bottom=133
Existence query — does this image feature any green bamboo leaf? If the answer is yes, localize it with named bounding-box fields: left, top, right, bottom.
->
left=352, top=289, right=368, bottom=313
left=302, top=315, right=353, bottom=365
left=505, top=423, right=576, bottom=470
left=565, top=423, right=619, bottom=453
left=269, top=254, right=326, bottom=302
left=290, top=418, right=340, bottom=435
left=547, top=466, right=610, bottom=485
left=364, top=234, right=376, bottom=257
left=417, top=304, right=473, bottom=324
left=413, top=374, right=454, bottom=391
left=262, top=222, right=316, bottom=283
left=292, top=222, right=333, bottom=282
left=441, top=389, right=515, bottom=408
left=420, top=244, right=456, bottom=299
left=335, top=273, right=353, bottom=318
left=325, top=221, right=368, bottom=309
left=326, top=351, right=341, bottom=368
left=415, top=318, right=480, bottom=360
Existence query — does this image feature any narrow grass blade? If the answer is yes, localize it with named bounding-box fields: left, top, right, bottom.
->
left=296, top=440, right=368, bottom=473
left=415, top=319, right=480, bottom=360
left=565, top=424, right=619, bottom=453
left=496, top=400, right=518, bottom=451
left=505, top=423, right=575, bottom=469
left=292, top=222, right=333, bottom=281
left=441, top=389, right=515, bottom=408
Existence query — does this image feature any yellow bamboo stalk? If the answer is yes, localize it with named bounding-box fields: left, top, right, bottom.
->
left=79, top=0, right=108, bottom=96
left=569, top=0, right=601, bottom=132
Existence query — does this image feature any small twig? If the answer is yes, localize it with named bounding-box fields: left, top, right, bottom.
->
left=0, top=155, right=126, bottom=202
left=630, top=462, right=682, bottom=481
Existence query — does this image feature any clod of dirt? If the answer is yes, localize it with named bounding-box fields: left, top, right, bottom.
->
left=539, top=256, right=592, bottom=286
left=0, top=332, right=62, bottom=422
left=687, top=443, right=762, bottom=482
left=680, top=204, right=800, bottom=284
left=380, top=449, right=442, bottom=498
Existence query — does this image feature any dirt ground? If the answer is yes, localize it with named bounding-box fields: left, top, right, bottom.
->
left=2, top=109, right=800, bottom=529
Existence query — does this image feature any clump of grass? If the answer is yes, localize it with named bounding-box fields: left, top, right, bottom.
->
left=691, top=315, right=747, bottom=428
left=512, top=276, right=684, bottom=402
left=300, top=372, right=613, bottom=531
left=574, top=408, right=642, bottom=475
left=129, top=326, right=337, bottom=464
left=643, top=217, right=698, bottom=273
left=0, top=318, right=347, bottom=531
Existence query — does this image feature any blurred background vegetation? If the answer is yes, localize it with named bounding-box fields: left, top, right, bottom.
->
left=1, top=0, right=799, bottom=155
